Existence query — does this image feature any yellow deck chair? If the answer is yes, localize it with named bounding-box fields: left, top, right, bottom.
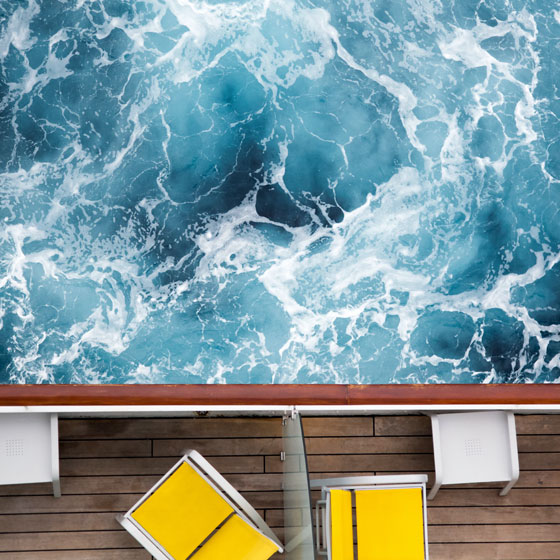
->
left=118, top=450, right=283, bottom=560
left=311, top=475, right=429, bottom=560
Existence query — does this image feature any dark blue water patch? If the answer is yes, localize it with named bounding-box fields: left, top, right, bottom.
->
left=547, top=140, right=560, bottom=181
left=411, top=310, right=475, bottom=360
left=480, top=33, right=519, bottom=63
left=0, top=105, right=14, bottom=170
left=471, top=116, right=505, bottom=161
left=4, top=45, right=27, bottom=83
left=508, top=234, right=539, bottom=275
left=283, top=132, right=346, bottom=224
left=451, top=0, right=479, bottom=28
left=200, top=58, right=268, bottom=118
left=99, top=28, right=132, bottom=60
left=0, top=346, right=12, bottom=383
left=80, top=95, right=124, bottom=159
left=547, top=341, right=560, bottom=367
left=480, top=308, right=525, bottom=379
left=540, top=367, right=560, bottom=383
left=26, top=2, right=63, bottom=36
left=256, top=184, right=313, bottom=227
left=467, top=347, right=493, bottom=373
left=0, top=313, right=17, bottom=383
left=443, top=201, right=516, bottom=295
left=513, top=263, right=560, bottom=327
left=165, top=86, right=211, bottom=137
left=523, top=336, right=542, bottom=376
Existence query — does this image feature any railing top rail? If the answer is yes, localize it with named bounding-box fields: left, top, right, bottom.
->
left=1, top=384, right=560, bottom=406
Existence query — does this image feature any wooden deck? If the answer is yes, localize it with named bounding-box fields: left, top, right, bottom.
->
left=0, top=414, right=559, bottom=559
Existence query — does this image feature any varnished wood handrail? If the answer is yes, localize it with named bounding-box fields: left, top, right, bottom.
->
left=0, top=384, right=560, bottom=406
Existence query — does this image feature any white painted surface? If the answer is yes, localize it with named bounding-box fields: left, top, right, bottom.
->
left=0, top=404, right=559, bottom=416
left=428, top=411, right=519, bottom=499
left=0, top=413, right=55, bottom=485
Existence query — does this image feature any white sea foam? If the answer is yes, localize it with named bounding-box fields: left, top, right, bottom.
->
left=0, top=1, right=39, bottom=58
left=439, top=11, right=540, bottom=166
left=327, top=28, right=423, bottom=153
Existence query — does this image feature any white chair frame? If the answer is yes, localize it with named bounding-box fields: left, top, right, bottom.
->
left=428, top=411, right=519, bottom=500
left=118, top=449, right=283, bottom=560
left=310, top=474, right=429, bottom=559
left=0, top=413, right=60, bottom=498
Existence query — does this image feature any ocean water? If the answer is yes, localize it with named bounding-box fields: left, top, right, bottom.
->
left=0, top=0, right=559, bottom=384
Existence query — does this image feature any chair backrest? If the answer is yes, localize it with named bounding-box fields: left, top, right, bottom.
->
left=314, top=475, right=428, bottom=560
left=119, top=450, right=282, bottom=560
left=432, top=410, right=518, bottom=484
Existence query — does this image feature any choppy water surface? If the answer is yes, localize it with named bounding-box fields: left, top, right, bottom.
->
left=1, top=0, right=559, bottom=384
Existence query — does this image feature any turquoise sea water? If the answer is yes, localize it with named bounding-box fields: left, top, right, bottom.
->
left=0, top=0, right=559, bottom=384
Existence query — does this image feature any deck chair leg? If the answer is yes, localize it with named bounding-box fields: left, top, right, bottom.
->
left=52, top=479, right=61, bottom=499
left=427, top=480, right=441, bottom=500
left=50, top=414, right=61, bottom=498
left=499, top=479, right=516, bottom=496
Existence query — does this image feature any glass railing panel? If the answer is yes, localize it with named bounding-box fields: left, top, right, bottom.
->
left=282, top=410, right=315, bottom=560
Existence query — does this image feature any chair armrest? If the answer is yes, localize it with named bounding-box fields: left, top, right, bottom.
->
left=310, top=474, right=428, bottom=489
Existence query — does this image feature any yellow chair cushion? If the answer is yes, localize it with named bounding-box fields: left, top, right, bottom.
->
left=356, top=487, right=425, bottom=560
left=191, top=514, right=279, bottom=560
left=330, top=489, right=354, bottom=560
left=131, top=462, right=233, bottom=560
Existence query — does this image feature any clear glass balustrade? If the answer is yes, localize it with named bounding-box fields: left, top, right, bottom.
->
left=282, top=409, right=316, bottom=560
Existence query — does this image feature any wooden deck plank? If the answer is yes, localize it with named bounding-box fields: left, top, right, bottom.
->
left=294, top=433, right=560, bottom=454
left=430, top=524, right=560, bottom=543
left=153, top=437, right=282, bottom=456
left=60, top=433, right=560, bottom=459
left=302, top=417, right=373, bottom=436
left=428, top=506, right=560, bottom=524
left=0, top=473, right=283, bottom=496
left=59, top=417, right=283, bottom=439
left=305, top=436, right=433, bottom=454
left=58, top=416, right=371, bottom=440
left=0, top=491, right=284, bottom=515
left=517, top=415, right=560, bottom=434
left=374, top=470, right=560, bottom=488
left=156, top=435, right=440, bottom=456
left=0, top=494, right=144, bottom=515
left=518, top=453, right=560, bottom=470
left=60, top=455, right=264, bottom=476
left=374, top=415, right=431, bottom=436
left=59, top=440, right=152, bottom=458
left=268, top=451, right=560, bottom=473
left=0, top=513, right=121, bottom=533
left=375, top=414, right=560, bottom=436
left=0, top=551, right=150, bottom=560
left=429, top=543, right=560, bottom=560
left=0, top=477, right=158, bottom=496
left=0, top=530, right=139, bottom=551
left=268, top=453, right=436, bottom=472
left=426, top=488, right=560, bottom=507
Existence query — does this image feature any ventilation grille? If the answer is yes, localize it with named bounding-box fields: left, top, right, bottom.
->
left=464, top=438, right=483, bottom=457
left=4, top=439, right=25, bottom=457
